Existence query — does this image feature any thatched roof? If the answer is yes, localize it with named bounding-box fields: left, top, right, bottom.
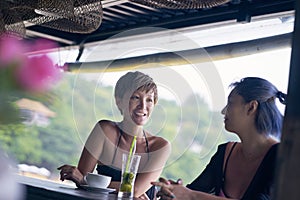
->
left=15, top=98, right=56, bottom=118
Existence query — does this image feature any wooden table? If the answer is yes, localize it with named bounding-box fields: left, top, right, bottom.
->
left=16, top=175, right=141, bottom=200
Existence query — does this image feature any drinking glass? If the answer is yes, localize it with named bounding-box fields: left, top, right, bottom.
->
left=118, top=153, right=141, bottom=199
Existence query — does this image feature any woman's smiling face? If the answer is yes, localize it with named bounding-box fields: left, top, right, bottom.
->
left=120, top=88, right=155, bottom=126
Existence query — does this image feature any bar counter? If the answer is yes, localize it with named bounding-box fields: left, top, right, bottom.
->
left=16, top=175, right=141, bottom=200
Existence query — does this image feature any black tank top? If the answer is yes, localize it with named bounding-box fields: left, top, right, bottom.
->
left=221, top=142, right=237, bottom=198
left=96, top=124, right=155, bottom=199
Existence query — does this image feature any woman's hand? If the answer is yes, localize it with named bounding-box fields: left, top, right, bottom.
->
left=57, top=164, right=85, bottom=186
left=151, top=177, right=192, bottom=200
left=151, top=177, right=176, bottom=199
left=164, top=178, right=183, bottom=185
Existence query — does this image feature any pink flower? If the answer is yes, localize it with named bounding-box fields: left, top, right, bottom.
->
left=1, top=34, right=61, bottom=93
left=0, top=35, right=26, bottom=67
left=27, top=39, right=58, bottom=53
left=15, top=55, right=61, bottom=92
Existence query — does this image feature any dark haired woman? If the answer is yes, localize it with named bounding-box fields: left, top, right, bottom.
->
left=152, top=77, right=286, bottom=200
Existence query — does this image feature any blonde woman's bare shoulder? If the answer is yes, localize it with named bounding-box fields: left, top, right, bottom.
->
left=146, top=133, right=171, bottom=152
left=96, top=120, right=119, bottom=139
left=98, top=119, right=116, bottom=128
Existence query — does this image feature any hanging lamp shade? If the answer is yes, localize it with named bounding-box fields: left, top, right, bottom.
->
left=29, top=0, right=103, bottom=33
left=129, top=0, right=231, bottom=9
left=34, top=0, right=75, bottom=18
left=0, top=1, right=26, bottom=37
left=0, top=0, right=103, bottom=37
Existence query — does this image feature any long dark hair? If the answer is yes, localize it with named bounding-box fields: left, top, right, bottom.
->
left=230, top=77, right=286, bottom=138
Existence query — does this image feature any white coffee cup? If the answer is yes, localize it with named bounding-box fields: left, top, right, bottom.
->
left=85, top=173, right=111, bottom=188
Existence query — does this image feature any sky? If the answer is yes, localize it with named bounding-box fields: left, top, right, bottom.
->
left=51, top=15, right=293, bottom=113
left=92, top=47, right=291, bottom=113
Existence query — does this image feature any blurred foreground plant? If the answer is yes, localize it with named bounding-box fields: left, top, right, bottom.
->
left=0, top=35, right=62, bottom=124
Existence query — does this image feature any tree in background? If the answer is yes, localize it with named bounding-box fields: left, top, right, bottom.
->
left=0, top=74, right=238, bottom=182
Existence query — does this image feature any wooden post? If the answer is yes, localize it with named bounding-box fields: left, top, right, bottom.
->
left=273, top=1, right=300, bottom=199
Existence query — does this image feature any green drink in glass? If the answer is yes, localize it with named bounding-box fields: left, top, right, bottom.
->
left=118, top=153, right=141, bottom=198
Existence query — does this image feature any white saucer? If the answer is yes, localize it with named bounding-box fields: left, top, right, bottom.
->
left=80, top=185, right=115, bottom=193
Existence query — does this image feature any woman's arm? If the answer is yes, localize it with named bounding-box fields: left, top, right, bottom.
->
left=134, top=139, right=171, bottom=197
left=77, top=123, right=105, bottom=175
left=186, top=143, right=227, bottom=194
left=150, top=144, right=228, bottom=200
left=58, top=122, right=106, bottom=186
left=153, top=182, right=237, bottom=200
left=134, top=169, right=163, bottom=197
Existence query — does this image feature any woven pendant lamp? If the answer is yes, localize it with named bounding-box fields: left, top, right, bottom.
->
left=129, top=0, right=231, bottom=9
left=29, top=0, right=103, bottom=33
left=0, top=0, right=103, bottom=37
left=34, top=0, right=75, bottom=18
left=0, top=1, right=26, bottom=37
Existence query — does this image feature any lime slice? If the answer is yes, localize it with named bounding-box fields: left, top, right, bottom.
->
left=120, top=183, right=132, bottom=192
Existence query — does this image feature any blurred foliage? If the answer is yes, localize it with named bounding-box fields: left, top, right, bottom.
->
left=0, top=73, right=239, bottom=182
left=0, top=36, right=61, bottom=125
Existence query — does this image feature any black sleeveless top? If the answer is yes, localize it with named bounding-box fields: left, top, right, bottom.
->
left=186, top=142, right=279, bottom=200
left=96, top=124, right=156, bottom=200
left=221, top=142, right=237, bottom=198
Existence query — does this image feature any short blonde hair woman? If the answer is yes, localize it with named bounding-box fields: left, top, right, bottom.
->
left=58, top=71, right=171, bottom=200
